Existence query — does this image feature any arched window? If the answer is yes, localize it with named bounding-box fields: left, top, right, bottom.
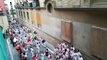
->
left=23, top=12, right=25, bottom=18
left=47, top=3, right=52, bottom=13
left=33, top=0, right=40, bottom=7
left=27, top=12, right=29, bottom=19
left=21, top=11, right=23, bottom=18
left=36, top=0, right=40, bottom=7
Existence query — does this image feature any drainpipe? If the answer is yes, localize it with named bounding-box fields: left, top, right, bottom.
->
left=90, top=0, right=91, bottom=8
left=80, top=0, right=81, bottom=8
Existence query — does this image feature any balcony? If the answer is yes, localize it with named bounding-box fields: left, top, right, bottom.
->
left=15, top=4, right=22, bottom=9
left=33, top=2, right=37, bottom=8
left=28, top=2, right=33, bottom=8
left=54, top=0, right=107, bottom=8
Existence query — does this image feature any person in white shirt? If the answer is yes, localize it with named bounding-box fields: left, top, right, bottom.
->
left=62, top=53, right=66, bottom=59
left=13, top=37, right=18, bottom=44
left=72, top=49, right=81, bottom=60
left=30, top=47, right=34, bottom=57
left=70, top=49, right=75, bottom=59
left=79, top=56, right=83, bottom=60
left=54, top=47, right=58, bottom=55
left=24, top=47, right=28, bottom=57
left=15, top=29, right=19, bottom=34
left=71, top=45, right=75, bottom=51
left=77, top=50, right=82, bottom=56
left=36, top=42, right=40, bottom=53
left=41, top=52, right=45, bottom=60
left=48, top=54, right=52, bottom=60
left=25, top=52, right=28, bottom=59
left=65, top=49, right=69, bottom=58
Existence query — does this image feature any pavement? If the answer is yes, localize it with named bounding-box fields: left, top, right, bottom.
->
left=7, top=38, right=20, bottom=60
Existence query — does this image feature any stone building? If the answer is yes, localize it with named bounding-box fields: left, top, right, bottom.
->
left=0, top=0, right=9, bottom=32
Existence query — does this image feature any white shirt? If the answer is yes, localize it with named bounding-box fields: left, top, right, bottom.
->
left=13, top=20, right=16, bottom=23
left=71, top=47, right=75, bottom=51
left=25, top=52, right=27, bottom=57
left=13, top=38, right=18, bottom=42
left=79, top=57, right=83, bottom=60
left=77, top=52, right=82, bottom=56
left=41, top=53, right=45, bottom=60
left=24, top=48, right=28, bottom=52
left=54, top=48, right=58, bottom=53
left=15, top=29, right=19, bottom=34
left=65, top=51, right=69, bottom=58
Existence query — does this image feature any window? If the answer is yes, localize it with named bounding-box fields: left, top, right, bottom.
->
left=36, top=0, right=40, bottom=7
left=36, top=13, right=41, bottom=27
left=23, top=12, right=25, bottom=18
left=31, top=12, right=34, bottom=24
left=28, top=2, right=33, bottom=7
left=18, top=11, right=20, bottom=16
left=33, top=0, right=40, bottom=7
left=19, top=11, right=20, bottom=17
left=27, top=12, right=29, bottom=19
left=47, top=3, right=53, bottom=13
left=21, top=11, right=23, bottom=18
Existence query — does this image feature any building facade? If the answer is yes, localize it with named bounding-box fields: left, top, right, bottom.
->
left=0, top=0, right=9, bottom=32
left=15, top=0, right=107, bottom=60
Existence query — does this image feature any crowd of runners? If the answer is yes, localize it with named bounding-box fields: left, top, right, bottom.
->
left=8, top=17, right=83, bottom=60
